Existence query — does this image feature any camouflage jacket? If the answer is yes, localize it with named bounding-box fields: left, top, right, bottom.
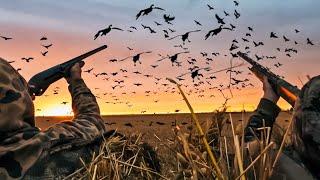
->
left=244, top=98, right=281, bottom=141
left=245, top=98, right=315, bottom=179
left=0, top=58, right=106, bottom=180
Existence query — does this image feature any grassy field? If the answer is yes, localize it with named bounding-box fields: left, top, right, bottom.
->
left=36, top=112, right=293, bottom=179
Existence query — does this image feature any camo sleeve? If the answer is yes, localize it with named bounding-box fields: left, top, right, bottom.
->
left=44, top=79, right=106, bottom=139
left=244, top=98, right=281, bottom=142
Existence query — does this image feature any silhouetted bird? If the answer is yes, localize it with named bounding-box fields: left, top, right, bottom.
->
left=205, top=25, right=230, bottom=39
left=295, top=29, right=300, bottom=33
left=94, top=25, right=123, bottom=40
left=157, top=51, right=189, bottom=66
left=163, top=14, right=175, bottom=24
left=270, top=32, right=278, bottom=38
left=194, top=20, right=202, bottom=26
left=133, top=83, right=143, bottom=86
left=230, top=23, right=236, bottom=30
left=283, top=35, right=290, bottom=42
left=248, top=27, right=253, bottom=31
left=41, top=51, right=48, bottom=56
left=234, top=10, right=240, bottom=19
left=215, top=14, right=225, bottom=24
left=120, top=51, right=152, bottom=66
left=207, top=4, right=214, bottom=10
left=234, top=1, right=239, bottom=6
left=307, top=38, right=314, bottom=45
left=168, top=28, right=176, bottom=33
left=141, top=24, right=156, bottom=33
left=0, top=36, right=12, bottom=40
left=21, top=57, right=34, bottom=63
left=154, top=21, right=162, bottom=26
left=42, top=44, right=53, bottom=49
left=40, top=36, right=47, bottom=41
left=168, top=30, right=201, bottom=44
left=84, top=68, right=94, bottom=73
left=224, top=11, right=230, bottom=16
left=136, top=4, right=165, bottom=20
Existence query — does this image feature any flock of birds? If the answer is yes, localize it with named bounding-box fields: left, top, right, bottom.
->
left=1, top=1, right=318, bottom=114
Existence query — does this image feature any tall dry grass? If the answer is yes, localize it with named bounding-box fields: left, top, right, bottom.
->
left=64, top=79, right=293, bottom=180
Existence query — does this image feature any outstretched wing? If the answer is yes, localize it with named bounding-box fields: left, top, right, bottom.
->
left=136, top=10, right=144, bottom=20
left=154, top=7, right=165, bottom=11
left=112, top=27, right=124, bottom=31
left=205, top=30, right=212, bottom=40
left=94, top=30, right=102, bottom=40
left=119, top=55, right=133, bottom=62
left=168, top=34, right=181, bottom=40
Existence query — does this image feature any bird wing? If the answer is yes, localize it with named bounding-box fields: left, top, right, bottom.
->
left=205, top=30, right=213, bottom=40
left=119, top=55, right=133, bottom=61
left=94, top=30, right=102, bottom=40
left=136, top=10, right=143, bottom=20
left=168, top=34, right=181, bottom=40
left=112, top=27, right=124, bottom=31
left=154, top=7, right=165, bottom=10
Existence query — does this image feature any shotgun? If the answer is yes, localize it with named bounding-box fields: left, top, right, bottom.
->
left=28, top=45, right=107, bottom=96
left=237, top=51, right=301, bottom=107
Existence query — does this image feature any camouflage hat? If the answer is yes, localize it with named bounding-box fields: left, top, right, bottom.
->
left=0, top=58, right=35, bottom=135
left=292, top=75, right=320, bottom=177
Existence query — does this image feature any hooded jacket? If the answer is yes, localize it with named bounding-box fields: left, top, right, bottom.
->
left=0, top=58, right=106, bottom=179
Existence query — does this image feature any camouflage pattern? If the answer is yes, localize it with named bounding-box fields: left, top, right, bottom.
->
left=245, top=75, right=320, bottom=179
left=244, top=98, right=281, bottom=142
left=291, top=75, right=320, bottom=178
left=0, top=58, right=106, bottom=179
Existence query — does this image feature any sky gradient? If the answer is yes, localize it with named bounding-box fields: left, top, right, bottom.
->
left=0, top=0, right=319, bottom=116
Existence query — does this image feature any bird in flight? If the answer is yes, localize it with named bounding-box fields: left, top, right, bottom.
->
left=205, top=25, right=232, bottom=40
left=163, top=14, right=175, bottom=24
left=307, top=38, right=314, bottom=45
left=136, top=4, right=165, bottom=20
left=215, top=14, right=225, bottom=24
left=283, top=35, right=290, bottom=42
left=270, top=32, right=278, bottom=38
left=141, top=24, right=156, bottom=33
left=234, top=10, right=240, bottom=19
left=21, top=57, right=34, bottom=63
left=194, top=20, right=202, bottom=26
left=234, top=1, right=239, bottom=6
left=41, top=51, right=48, bottom=56
left=94, top=25, right=123, bottom=40
left=157, top=51, right=189, bottom=66
left=84, top=68, right=94, bottom=73
left=40, top=36, right=47, bottom=41
left=168, top=30, right=201, bottom=44
left=42, top=44, right=53, bottom=49
left=154, top=21, right=162, bottom=26
left=0, top=36, right=12, bottom=40
left=120, top=51, right=152, bottom=66
left=207, top=4, right=214, bottom=10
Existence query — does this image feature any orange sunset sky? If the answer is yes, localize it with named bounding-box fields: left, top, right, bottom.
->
left=0, top=0, right=319, bottom=116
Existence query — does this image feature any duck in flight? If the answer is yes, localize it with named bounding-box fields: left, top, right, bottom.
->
left=215, top=14, right=225, bottom=24
left=0, top=36, right=12, bottom=40
left=168, top=30, right=201, bottom=44
left=205, top=25, right=232, bottom=40
left=136, top=4, right=165, bottom=20
left=120, top=51, right=152, bottom=66
left=163, top=14, right=175, bottom=24
left=94, top=25, right=123, bottom=40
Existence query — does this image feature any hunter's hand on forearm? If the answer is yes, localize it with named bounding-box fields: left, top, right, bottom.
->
left=262, top=76, right=280, bottom=103
left=66, top=62, right=84, bottom=84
